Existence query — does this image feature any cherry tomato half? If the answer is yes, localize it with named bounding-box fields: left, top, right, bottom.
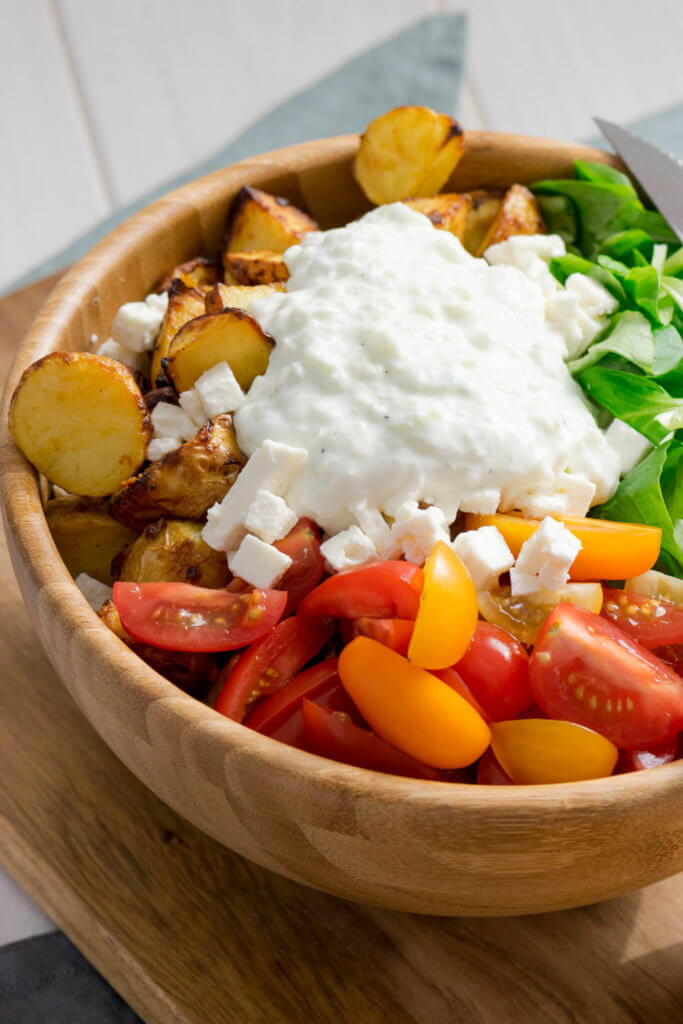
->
left=247, top=658, right=340, bottom=735
left=113, top=582, right=286, bottom=653
left=476, top=748, right=513, bottom=785
left=301, top=700, right=443, bottom=780
left=347, top=617, right=414, bottom=655
left=602, top=589, right=683, bottom=649
left=214, top=616, right=333, bottom=721
left=408, top=542, right=477, bottom=670
left=298, top=561, right=423, bottom=621
left=338, top=637, right=490, bottom=769
left=274, top=518, right=325, bottom=614
left=432, top=667, right=489, bottom=721
left=467, top=512, right=661, bottom=581
left=490, top=718, right=618, bottom=784
left=530, top=604, right=683, bottom=749
left=616, top=736, right=679, bottom=773
left=453, top=622, right=531, bottom=721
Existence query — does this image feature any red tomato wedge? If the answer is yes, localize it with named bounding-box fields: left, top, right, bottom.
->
left=466, top=512, right=661, bottom=581
left=476, top=748, right=513, bottom=785
left=214, top=616, right=333, bottom=721
left=347, top=617, right=414, bottom=655
left=530, top=604, right=683, bottom=749
left=298, top=561, right=423, bottom=621
left=274, top=518, right=325, bottom=614
left=247, top=658, right=340, bottom=734
left=602, top=589, right=683, bottom=649
left=453, top=622, right=531, bottom=722
left=301, top=700, right=444, bottom=780
left=113, top=582, right=286, bottom=653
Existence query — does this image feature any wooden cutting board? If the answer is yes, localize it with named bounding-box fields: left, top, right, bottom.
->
left=0, top=277, right=682, bottom=1024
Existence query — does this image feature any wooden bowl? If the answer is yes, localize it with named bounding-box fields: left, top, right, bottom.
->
left=2, top=133, right=682, bottom=916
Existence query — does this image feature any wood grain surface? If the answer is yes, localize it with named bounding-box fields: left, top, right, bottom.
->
left=0, top=254, right=682, bottom=1024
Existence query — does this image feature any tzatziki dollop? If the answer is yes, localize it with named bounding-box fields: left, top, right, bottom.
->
left=234, top=203, right=619, bottom=534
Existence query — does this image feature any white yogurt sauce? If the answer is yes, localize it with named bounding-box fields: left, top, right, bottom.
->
left=234, top=204, right=619, bottom=534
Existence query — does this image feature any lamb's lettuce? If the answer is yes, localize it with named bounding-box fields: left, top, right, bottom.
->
left=568, top=312, right=683, bottom=377
left=576, top=367, right=683, bottom=442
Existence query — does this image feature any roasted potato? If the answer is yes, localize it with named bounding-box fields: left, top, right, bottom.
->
left=10, top=352, right=151, bottom=496
left=155, top=257, right=221, bottom=293
left=46, top=496, right=137, bottom=584
left=223, top=251, right=289, bottom=287
left=110, top=414, right=245, bottom=530
left=150, top=280, right=207, bottom=386
left=224, top=186, right=317, bottom=255
left=404, top=193, right=471, bottom=241
left=478, top=184, right=546, bottom=254
left=461, top=190, right=504, bottom=255
left=117, top=519, right=230, bottom=587
left=353, top=106, right=465, bottom=205
left=166, top=310, right=273, bottom=394
left=204, top=282, right=285, bottom=315
left=99, top=599, right=217, bottom=696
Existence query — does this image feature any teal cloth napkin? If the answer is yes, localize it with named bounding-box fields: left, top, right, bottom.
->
left=3, top=13, right=466, bottom=297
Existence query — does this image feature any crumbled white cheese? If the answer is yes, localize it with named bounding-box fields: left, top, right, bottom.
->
left=485, top=233, right=565, bottom=298
left=146, top=437, right=179, bottom=461
left=512, top=472, right=596, bottom=519
left=510, top=517, right=581, bottom=596
left=452, top=526, right=514, bottom=591
left=195, top=361, right=245, bottom=418
left=320, top=526, right=378, bottom=572
left=150, top=402, right=197, bottom=442
left=228, top=534, right=292, bottom=588
left=111, top=292, right=168, bottom=352
left=605, top=418, right=652, bottom=476
left=178, top=388, right=207, bottom=428
left=352, top=501, right=399, bottom=559
left=244, top=490, right=298, bottom=544
left=75, top=573, right=113, bottom=611
left=203, top=440, right=307, bottom=552
left=545, top=290, right=611, bottom=360
left=96, top=338, right=147, bottom=373
left=390, top=502, right=450, bottom=566
left=565, top=273, right=618, bottom=317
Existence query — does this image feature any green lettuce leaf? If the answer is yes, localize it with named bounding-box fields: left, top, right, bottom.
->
left=576, top=367, right=683, bottom=442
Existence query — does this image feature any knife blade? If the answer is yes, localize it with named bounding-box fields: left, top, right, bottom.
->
left=594, top=117, right=683, bottom=245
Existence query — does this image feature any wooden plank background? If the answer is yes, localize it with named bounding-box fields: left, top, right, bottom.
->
left=3, top=0, right=683, bottom=292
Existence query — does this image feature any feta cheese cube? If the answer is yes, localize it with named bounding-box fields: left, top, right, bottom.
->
left=390, top=502, right=450, bottom=565
left=150, top=402, right=197, bottom=442
left=75, top=573, right=113, bottom=611
left=111, top=292, right=167, bottom=352
left=195, top=361, right=245, bottom=418
left=516, top=473, right=596, bottom=519
left=458, top=489, right=500, bottom=516
left=228, top=534, right=292, bottom=589
left=202, top=440, right=308, bottom=552
left=605, top=418, right=652, bottom=476
left=178, top=388, right=207, bottom=427
left=452, top=526, right=514, bottom=591
left=510, top=517, right=581, bottom=596
left=147, top=436, right=180, bottom=461
left=320, top=526, right=378, bottom=572
left=244, top=490, right=298, bottom=543
left=352, top=501, right=400, bottom=559
left=96, top=338, right=147, bottom=372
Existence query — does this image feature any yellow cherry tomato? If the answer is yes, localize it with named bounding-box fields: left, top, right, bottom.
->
left=477, top=583, right=604, bottom=645
left=490, top=719, right=618, bottom=784
left=466, top=512, right=661, bottom=581
left=407, top=541, right=478, bottom=670
left=338, top=637, right=491, bottom=769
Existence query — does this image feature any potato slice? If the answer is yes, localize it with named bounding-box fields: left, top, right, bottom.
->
left=99, top=599, right=217, bottom=696
left=205, top=283, right=285, bottom=314
left=462, top=190, right=504, bottom=255
left=46, top=496, right=138, bottom=584
left=166, top=310, right=272, bottom=394
left=150, top=280, right=207, bottom=386
left=353, top=106, right=464, bottom=205
left=478, top=184, right=546, bottom=254
left=224, top=185, right=317, bottom=255
left=116, top=519, right=230, bottom=588
left=223, top=251, right=289, bottom=287
left=110, top=414, right=245, bottom=530
left=155, top=257, right=221, bottom=293
left=10, top=352, right=151, bottom=496
left=404, top=193, right=471, bottom=241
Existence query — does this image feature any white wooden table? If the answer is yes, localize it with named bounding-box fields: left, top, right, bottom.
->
left=2, top=0, right=683, bottom=946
